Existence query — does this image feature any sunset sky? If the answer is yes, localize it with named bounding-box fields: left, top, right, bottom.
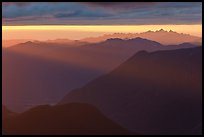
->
left=2, top=2, right=202, bottom=40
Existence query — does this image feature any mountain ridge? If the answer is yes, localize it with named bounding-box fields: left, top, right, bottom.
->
left=3, top=37, right=200, bottom=112
left=3, top=103, right=132, bottom=135
left=81, top=29, right=202, bottom=45
left=59, top=47, right=202, bottom=135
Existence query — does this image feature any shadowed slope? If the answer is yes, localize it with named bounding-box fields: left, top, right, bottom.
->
left=3, top=38, right=199, bottom=112
left=3, top=103, right=131, bottom=135
left=60, top=47, right=202, bottom=135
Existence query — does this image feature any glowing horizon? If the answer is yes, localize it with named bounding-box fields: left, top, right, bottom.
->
left=2, top=24, right=202, bottom=40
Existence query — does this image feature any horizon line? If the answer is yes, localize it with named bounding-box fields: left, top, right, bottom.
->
left=3, top=24, right=202, bottom=39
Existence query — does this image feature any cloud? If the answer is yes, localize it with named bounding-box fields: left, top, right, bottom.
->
left=82, top=2, right=157, bottom=11
left=2, top=2, right=31, bottom=6
left=2, top=2, right=202, bottom=25
left=54, top=10, right=112, bottom=18
left=2, top=2, right=113, bottom=19
left=2, top=2, right=78, bottom=18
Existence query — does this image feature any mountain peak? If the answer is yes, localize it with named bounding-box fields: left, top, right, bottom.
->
left=158, top=29, right=166, bottom=32
left=169, top=30, right=174, bottom=32
left=147, top=30, right=153, bottom=32
left=24, top=41, right=33, bottom=44
left=106, top=38, right=124, bottom=42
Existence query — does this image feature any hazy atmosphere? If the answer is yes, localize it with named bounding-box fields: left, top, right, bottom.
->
left=2, top=2, right=202, bottom=135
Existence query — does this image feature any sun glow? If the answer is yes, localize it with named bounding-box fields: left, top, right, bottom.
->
left=2, top=25, right=202, bottom=40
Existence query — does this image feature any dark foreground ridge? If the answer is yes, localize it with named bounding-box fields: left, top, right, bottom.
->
left=3, top=103, right=132, bottom=135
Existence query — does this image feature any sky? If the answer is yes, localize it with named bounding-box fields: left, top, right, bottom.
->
left=2, top=2, right=202, bottom=40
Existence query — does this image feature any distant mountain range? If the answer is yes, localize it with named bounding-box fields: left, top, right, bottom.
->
left=3, top=37, right=199, bottom=112
left=3, top=103, right=131, bottom=135
left=2, top=39, right=89, bottom=48
left=81, top=29, right=202, bottom=45
left=2, top=39, right=32, bottom=47
left=59, top=47, right=202, bottom=135
left=3, top=30, right=202, bottom=48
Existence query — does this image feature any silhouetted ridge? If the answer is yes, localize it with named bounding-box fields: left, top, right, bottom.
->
left=102, top=37, right=162, bottom=46
left=179, top=42, right=199, bottom=47
left=81, top=30, right=202, bottom=45
left=132, top=50, right=149, bottom=57
left=24, top=41, right=33, bottom=44
left=3, top=103, right=132, bottom=135
left=60, top=47, right=202, bottom=135
left=21, top=105, right=51, bottom=114
left=3, top=37, right=200, bottom=112
left=2, top=105, right=17, bottom=119
left=106, top=38, right=124, bottom=41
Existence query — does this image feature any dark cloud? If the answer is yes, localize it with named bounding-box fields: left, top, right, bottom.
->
left=54, top=11, right=112, bottom=18
left=2, top=2, right=31, bottom=6
left=2, top=2, right=202, bottom=25
left=82, top=2, right=157, bottom=10
left=2, top=2, right=80, bottom=18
